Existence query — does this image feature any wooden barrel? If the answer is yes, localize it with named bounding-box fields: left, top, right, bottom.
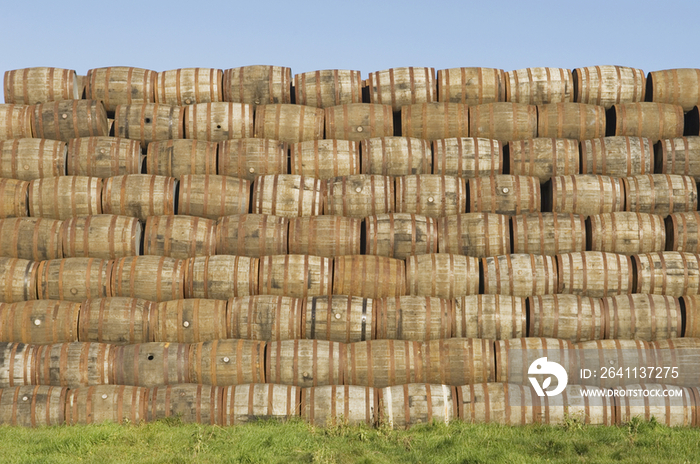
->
left=454, top=295, right=526, bottom=339
left=482, top=254, right=558, bottom=297
left=301, top=295, right=375, bottom=343
left=344, top=339, right=421, bottom=388
left=0, top=342, right=36, bottom=387
left=0, top=300, right=80, bottom=343
left=437, top=67, right=506, bottom=105
left=332, top=255, right=406, bottom=299
left=324, top=103, right=394, bottom=141
left=0, top=385, right=68, bottom=427
left=147, top=383, right=223, bottom=424
left=611, top=102, right=685, bottom=142
left=221, top=383, right=301, bottom=425
left=151, top=299, right=227, bottom=343
left=178, top=174, right=250, bottom=220
left=216, top=214, right=288, bottom=257
left=647, top=68, right=700, bottom=111
left=458, top=383, right=614, bottom=425
left=576, top=339, right=653, bottom=388
left=0, top=138, right=66, bottom=180
left=78, top=297, right=153, bottom=345
left=288, top=215, right=361, bottom=257
left=548, top=175, right=625, bottom=216
left=395, top=175, right=466, bottom=218
left=557, top=251, right=634, bottom=298
left=258, top=254, right=332, bottom=298
left=302, top=384, right=378, bottom=426
left=222, top=65, right=292, bottom=109
left=184, top=102, right=254, bottom=142
left=252, top=174, right=324, bottom=218
left=290, top=139, right=359, bottom=179
left=422, top=338, right=497, bottom=386
left=367, top=67, right=436, bottom=111
left=400, top=102, right=469, bottom=141
left=468, top=175, right=541, bottom=214
left=536, top=103, right=605, bottom=140
left=495, top=337, right=577, bottom=384
left=184, top=255, right=258, bottom=300
left=433, top=137, right=502, bottom=177
left=324, top=174, right=393, bottom=218
left=438, top=213, right=510, bottom=257
left=588, top=212, right=665, bottom=255
left=508, top=138, right=579, bottom=182
left=111, top=256, right=186, bottom=302
left=573, top=65, right=645, bottom=109
left=375, top=296, right=453, bottom=341
left=379, top=383, right=457, bottom=429
left=266, top=339, right=346, bottom=387
left=254, top=104, right=324, bottom=144
left=469, top=102, right=537, bottom=141
left=667, top=212, right=700, bottom=252
left=0, top=104, right=33, bottom=140
left=651, top=338, right=700, bottom=387
left=603, top=294, right=681, bottom=341
left=85, top=66, right=156, bottom=114
left=0, top=258, right=38, bottom=302
left=114, top=103, right=185, bottom=150
left=580, top=136, right=653, bottom=176
left=615, top=383, right=695, bottom=426
left=544, top=385, right=615, bottom=425
left=197, top=340, right=266, bottom=385
left=28, top=176, right=102, bottom=220
left=66, top=385, right=149, bottom=425
left=4, top=67, right=78, bottom=104
left=528, top=294, right=605, bottom=342
left=294, top=69, right=362, bottom=108
left=405, top=254, right=480, bottom=299
left=681, top=295, right=700, bottom=337
left=143, top=215, right=216, bottom=259
left=188, top=339, right=266, bottom=386
left=457, top=383, right=540, bottom=425
left=61, top=214, right=141, bottom=259
left=111, top=342, right=188, bottom=387
left=67, top=136, right=142, bottom=178
left=227, top=295, right=303, bottom=341
left=511, top=212, right=586, bottom=255
left=218, top=138, right=288, bottom=181
left=146, top=139, right=217, bottom=177
left=101, top=174, right=176, bottom=221
left=0, top=217, right=63, bottom=261
left=365, top=213, right=438, bottom=260
left=656, top=136, right=700, bottom=181
left=634, top=252, right=700, bottom=296
left=0, top=178, right=29, bottom=218
left=624, top=174, right=697, bottom=215
left=36, top=257, right=112, bottom=302
left=31, top=100, right=109, bottom=141
left=155, top=68, right=223, bottom=106
left=505, top=67, right=573, bottom=104
left=33, top=341, right=113, bottom=387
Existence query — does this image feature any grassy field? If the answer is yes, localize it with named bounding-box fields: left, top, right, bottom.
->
left=1, top=417, right=700, bottom=464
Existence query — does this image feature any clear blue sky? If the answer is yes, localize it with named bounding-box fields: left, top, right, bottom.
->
left=1, top=0, right=697, bottom=78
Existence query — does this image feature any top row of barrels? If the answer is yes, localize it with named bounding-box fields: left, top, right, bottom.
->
left=4, top=66, right=699, bottom=112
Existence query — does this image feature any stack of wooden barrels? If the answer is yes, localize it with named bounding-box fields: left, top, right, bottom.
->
left=1, top=65, right=700, bottom=428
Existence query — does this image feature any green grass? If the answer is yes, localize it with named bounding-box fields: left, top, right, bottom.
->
left=1, top=417, right=700, bottom=464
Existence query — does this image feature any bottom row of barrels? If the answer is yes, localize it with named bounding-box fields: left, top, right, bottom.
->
left=3, top=382, right=699, bottom=429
